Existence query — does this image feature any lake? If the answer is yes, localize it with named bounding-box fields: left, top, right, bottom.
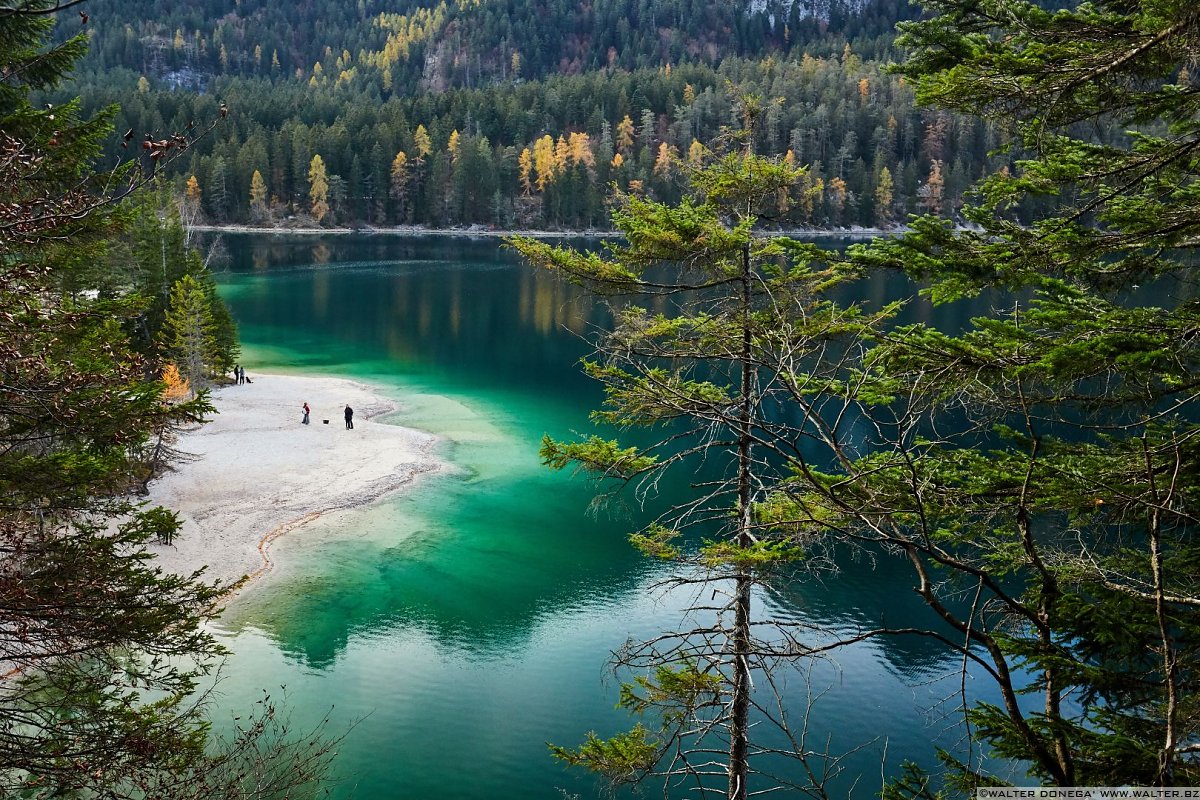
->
left=207, top=233, right=1004, bottom=799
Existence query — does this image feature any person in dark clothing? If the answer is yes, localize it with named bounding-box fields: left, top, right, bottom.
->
left=233, top=364, right=240, bottom=384
left=302, top=402, right=310, bottom=425
left=344, top=404, right=354, bottom=429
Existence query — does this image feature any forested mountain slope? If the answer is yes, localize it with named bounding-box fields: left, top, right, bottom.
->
left=73, top=0, right=915, bottom=86
left=49, top=0, right=1046, bottom=230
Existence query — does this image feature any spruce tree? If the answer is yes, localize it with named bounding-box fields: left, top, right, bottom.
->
left=762, top=0, right=1200, bottom=790
left=161, top=274, right=220, bottom=393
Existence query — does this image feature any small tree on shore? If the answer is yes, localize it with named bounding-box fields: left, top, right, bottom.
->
left=161, top=273, right=220, bottom=393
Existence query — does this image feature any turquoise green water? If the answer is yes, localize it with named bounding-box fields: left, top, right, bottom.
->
left=207, top=234, right=994, bottom=799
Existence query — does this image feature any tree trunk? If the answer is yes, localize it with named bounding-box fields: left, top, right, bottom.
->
left=728, top=240, right=754, bottom=800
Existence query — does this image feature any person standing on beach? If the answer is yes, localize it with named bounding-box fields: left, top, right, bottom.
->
left=344, top=404, right=354, bottom=429
left=302, top=402, right=310, bottom=425
left=233, top=364, right=240, bottom=384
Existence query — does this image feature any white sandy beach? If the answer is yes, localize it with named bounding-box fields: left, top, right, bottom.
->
left=144, top=373, right=441, bottom=597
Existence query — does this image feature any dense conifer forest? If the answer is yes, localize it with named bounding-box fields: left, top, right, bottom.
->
left=45, top=0, right=1050, bottom=230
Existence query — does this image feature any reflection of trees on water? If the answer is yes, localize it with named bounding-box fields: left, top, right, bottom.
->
left=222, top=238, right=614, bottom=394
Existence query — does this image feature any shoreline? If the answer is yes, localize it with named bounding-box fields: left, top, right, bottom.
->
left=186, top=223, right=898, bottom=240
left=143, top=372, right=443, bottom=605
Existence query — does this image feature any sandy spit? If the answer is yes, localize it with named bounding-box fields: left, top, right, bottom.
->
left=143, top=373, right=442, bottom=601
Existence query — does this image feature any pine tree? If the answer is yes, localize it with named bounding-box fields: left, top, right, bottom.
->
left=510, top=106, right=875, bottom=799
left=770, top=0, right=1200, bottom=791
left=207, top=155, right=230, bottom=220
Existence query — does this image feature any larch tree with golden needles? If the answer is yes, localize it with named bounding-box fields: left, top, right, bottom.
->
left=412, top=124, right=433, bottom=160
left=308, top=153, right=330, bottom=223
left=873, top=165, right=893, bottom=226
left=248, top=169, right=268, bottom=220
left=518, top=147, right=533, bottom=195
left=615, top=114, right=635, bottom=153
left=390, top=150, right=410, bottom=219
left=533, top=134, right=556, bottom=191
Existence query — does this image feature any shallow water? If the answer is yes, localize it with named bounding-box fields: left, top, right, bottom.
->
left=208, top=233, right=1003, bottom=799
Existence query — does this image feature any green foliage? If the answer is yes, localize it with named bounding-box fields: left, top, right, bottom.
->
left=119, top=183, right=240, bottom=373
left=617, top=663, right=724, bottom=719
left=505, top=239, right=642, bottom=293
left=766, top=0, right=1200, bottom=789
left=539, top=434, right=658, bottom=478
left=628, top=523, right=682, bottom=560
left=530, top=0, right=1200, bottom=790
left=73, top=0, right=916, bottom=88
left=881, top=761, right=946, bottom=800
left=550, top=663, right=723, bottom=787
left=698, top=538, right=806, bottom=569
left=584, top=361, right=733, bottom=428
left=548, top=724, right=660, bottom=785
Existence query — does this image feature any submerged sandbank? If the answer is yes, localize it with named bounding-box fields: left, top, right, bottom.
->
left=144, top=373, right=442, bottom=599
